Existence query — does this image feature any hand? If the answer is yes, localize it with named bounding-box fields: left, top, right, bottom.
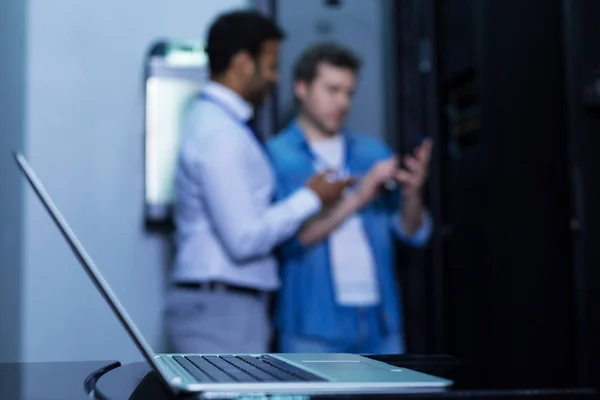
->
left=394, top=138, right=433, bottom=200
left=356, top=156, right=399, bottom=205
left=306, top=171, right=355, bottom=207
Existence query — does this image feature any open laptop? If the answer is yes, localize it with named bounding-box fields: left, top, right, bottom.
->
left=14, top=152, right=452, bottom=398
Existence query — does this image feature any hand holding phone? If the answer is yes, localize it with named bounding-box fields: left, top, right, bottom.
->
left=394, top=138, right=434, bottom=199
left=355, top=157, right=399, bottom=204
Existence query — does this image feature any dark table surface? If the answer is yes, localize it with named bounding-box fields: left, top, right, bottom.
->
left=0, top=359, right=118, bottom=400
left=0, top=355, right=597, bottom=400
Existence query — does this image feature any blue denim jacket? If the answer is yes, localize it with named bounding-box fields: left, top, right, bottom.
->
left=266, top=121, right=433, bottom=343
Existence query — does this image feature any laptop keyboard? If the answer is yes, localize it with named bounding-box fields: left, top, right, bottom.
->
left=172, top=355, right=326, bottom=383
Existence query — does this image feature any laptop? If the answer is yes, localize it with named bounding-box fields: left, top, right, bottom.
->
left=14, top=152, right=452, bottom=398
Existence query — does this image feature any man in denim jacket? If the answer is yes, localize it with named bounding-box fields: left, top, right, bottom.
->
left=267, top=43, right=433, bottom=354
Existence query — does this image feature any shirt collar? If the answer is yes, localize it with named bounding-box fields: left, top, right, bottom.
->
left=201, top=81, right=254, bottom=122
left=286, top=119, right=355, bottom=148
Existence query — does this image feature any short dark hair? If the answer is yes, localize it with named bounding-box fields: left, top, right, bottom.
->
left=205, top=10, right=285, bottom=76
left=293, top=43, right=362, bottom=84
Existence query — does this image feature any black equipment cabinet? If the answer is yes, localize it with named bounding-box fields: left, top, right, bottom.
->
left=562, top=0, right=600, bottom=388
left=394, top=0, right=600, bottom=389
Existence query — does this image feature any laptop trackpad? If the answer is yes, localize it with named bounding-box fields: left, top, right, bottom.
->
left=302, top=360, right=383, bottom=371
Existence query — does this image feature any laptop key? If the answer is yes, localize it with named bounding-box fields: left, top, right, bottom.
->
left=185, top=356, right=237, bottom=382
left=236, top=356, right=301, bottom=382
left=261, top=355, right=327, bottom=381
left=202, top=356, right=258, bottom=382
left=221, top=356, right=282, bottom=382
left=172, top=356, right=214, bottom=382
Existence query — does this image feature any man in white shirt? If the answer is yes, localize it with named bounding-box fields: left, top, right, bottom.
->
left=164, top=11, right=352, bottom=354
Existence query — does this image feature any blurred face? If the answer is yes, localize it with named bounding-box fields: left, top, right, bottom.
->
left=295, top=62, right=356, bottom=135
left=241, top=39, right=280, bottom=106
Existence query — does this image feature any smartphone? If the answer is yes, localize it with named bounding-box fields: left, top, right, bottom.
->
left=401, top=133, right=428, bottom=158
left=143, top=40, right=207, bottom=229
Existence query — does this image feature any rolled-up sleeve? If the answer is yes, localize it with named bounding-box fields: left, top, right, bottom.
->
left=391, top=209, right=433, bottom=248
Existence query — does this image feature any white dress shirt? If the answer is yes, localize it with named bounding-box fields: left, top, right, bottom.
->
left=172, top=81, right=321, bottom=290
left=309, top=136, right=380, bottom=306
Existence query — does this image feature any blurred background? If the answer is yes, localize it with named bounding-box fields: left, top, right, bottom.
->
left=1, top=0, right=600, bottom=391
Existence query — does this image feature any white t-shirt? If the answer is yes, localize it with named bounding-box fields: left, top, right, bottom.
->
left=309, top=135, right=380, bottom=306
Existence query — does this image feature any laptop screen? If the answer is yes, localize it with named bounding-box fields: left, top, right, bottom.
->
left=14, top=153, right=162, bottom=374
